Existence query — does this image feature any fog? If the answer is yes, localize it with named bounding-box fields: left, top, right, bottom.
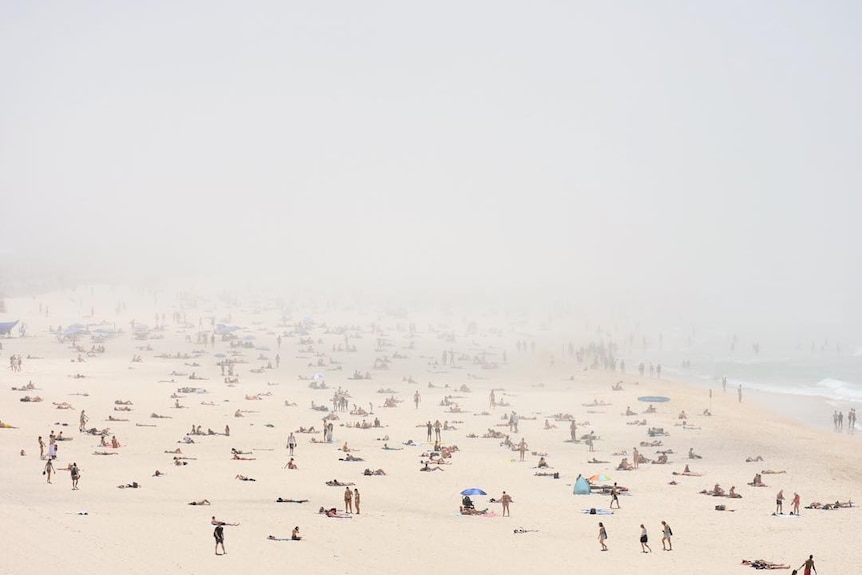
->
left=1, top=2, right=860, bottom=339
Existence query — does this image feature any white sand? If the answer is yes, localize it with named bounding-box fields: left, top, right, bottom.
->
left=1, top=286, right=859, bottom=574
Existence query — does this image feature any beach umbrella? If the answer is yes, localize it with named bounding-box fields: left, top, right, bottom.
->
left=460, top=488, right=487, bottom=496
left=637, top=395, right=670, bottom=403
left=588, top=474, right=611, bottom=484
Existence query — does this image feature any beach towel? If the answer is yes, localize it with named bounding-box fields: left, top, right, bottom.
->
left=581, top=508, right=614, bottom=515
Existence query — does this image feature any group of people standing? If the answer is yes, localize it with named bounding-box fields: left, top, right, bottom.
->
left=597, top=521, right=673, bottom=552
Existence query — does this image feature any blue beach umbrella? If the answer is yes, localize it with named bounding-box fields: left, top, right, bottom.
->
left=460, top=488, right=487, bottom=496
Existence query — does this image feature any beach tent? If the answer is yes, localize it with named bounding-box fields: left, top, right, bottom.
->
left=574, top=475, right=591, bottom=495
left=0, top=320, right=18, bottom=335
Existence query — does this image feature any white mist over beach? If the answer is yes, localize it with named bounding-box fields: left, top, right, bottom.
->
left=1, top=3, right=861, bottom=574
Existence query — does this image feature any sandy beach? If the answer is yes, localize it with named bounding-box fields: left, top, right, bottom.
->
left=0, top=285, right=857, bottom=575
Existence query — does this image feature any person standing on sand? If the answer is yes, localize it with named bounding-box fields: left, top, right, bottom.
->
left=344, top=486, right=353, bottom=513
left=632, top=447, right=640, bottom=469
left=354, top=488, right=361, bottom=514
left=70, top=462, right=80, bottom=490
left=414, top=390, right=420, bottom=409
left=426, top=421, right=433, bottom=442
left=639, top=524, right=652, bottom=553
left=518, top=438, right=528, bottom=462
left=500, top=491, right=513, bottom=516
left=44, top=459, right=54, bottom=483
left=610, top=483, right=620, bottom=509
left=661, top=521, right=672, bottom=550
left=598, top=522, right=608, bottom=551
left=776, top=489, right=785, bottom=514
left=287, top=432, right=296, bottom=456
left=38, top=436, right=45, bottom=459
left=214, top=524, right=226, bottom=555
left=570, top=420, right=577, bottom=442
left=738, top=384, right=743, bottom=403
left=798, top=555, right=816, bottom=575
left=79, top=411, right=88, bottom=432
left=791, top=492, right=801, bottom=515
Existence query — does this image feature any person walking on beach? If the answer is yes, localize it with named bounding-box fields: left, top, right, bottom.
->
left=500, top=491, right=513, bottom=516
left=798, top=555, right=816, bottom=575
left=661, top=521, right=672, bottom=550
left=214, top=524, right=226, bottom=555
left=344, top=486, right=354, bottom=513
left=287, top=432, right=296, bottom=456
left=639, top=524, right=652, bottom=553
left=44, top=458, right=54, bottom=484
left=38, top=435, right=45, bottom=459
left=79, top=410, right=88, bottom=432
left=776, top=489, right=785, bottom=514
left=598, top=522, right=608, bottom=551
left=609, top=483, right=620, bottom=509
left=354, top=488, right=361, bottom=514
left=70, top=462, right=80, bottom=490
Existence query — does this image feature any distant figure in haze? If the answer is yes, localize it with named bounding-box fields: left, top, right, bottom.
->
left=738, top=384, right=743, bottom=403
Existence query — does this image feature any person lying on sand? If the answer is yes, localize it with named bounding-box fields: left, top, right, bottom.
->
left=211, top=516, right=239, bottom=526
left=118, top=482, right=140, bottom=489
left=460, top=507, right=489, bottom=515
left=93, top=451, right=119, bottom=456
left=325, top=480, right=355, bottom=486
left=187, top=500, right=211, bottom=505
left=806, top=500, right=853, bottom=510
left=232, top=454, right=255, bottom=461
left=740, top=559, right=791, bottom=569
left=339, top=454, right=364, bottom=462
left=535, top=471, right=560, bottom=478
left=235, top=475, right=256, bottom=481
left=760, top=469, right=786, bottom=474
left=746, top=455, right=764, bottom=462
left=107, top=416, right=128, bottom=422
left=672, top=465, right=702, bottom=476
left=420, top=462, right=445, bottom=472
left=319, top=507, right=352, bottom=518
left=588, top=457, right=609, bottom=464
left=19, top=396, right=43, bottom=402
left=275, top=498, right=309, bottom=503
left=363, top=468, right=386, bottom=476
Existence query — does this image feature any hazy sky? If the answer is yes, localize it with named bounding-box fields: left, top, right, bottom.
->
left=1, top=2, right=860, bottom=332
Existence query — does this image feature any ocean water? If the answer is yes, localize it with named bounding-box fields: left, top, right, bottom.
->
left=645, top=349, right=862, bottom=407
